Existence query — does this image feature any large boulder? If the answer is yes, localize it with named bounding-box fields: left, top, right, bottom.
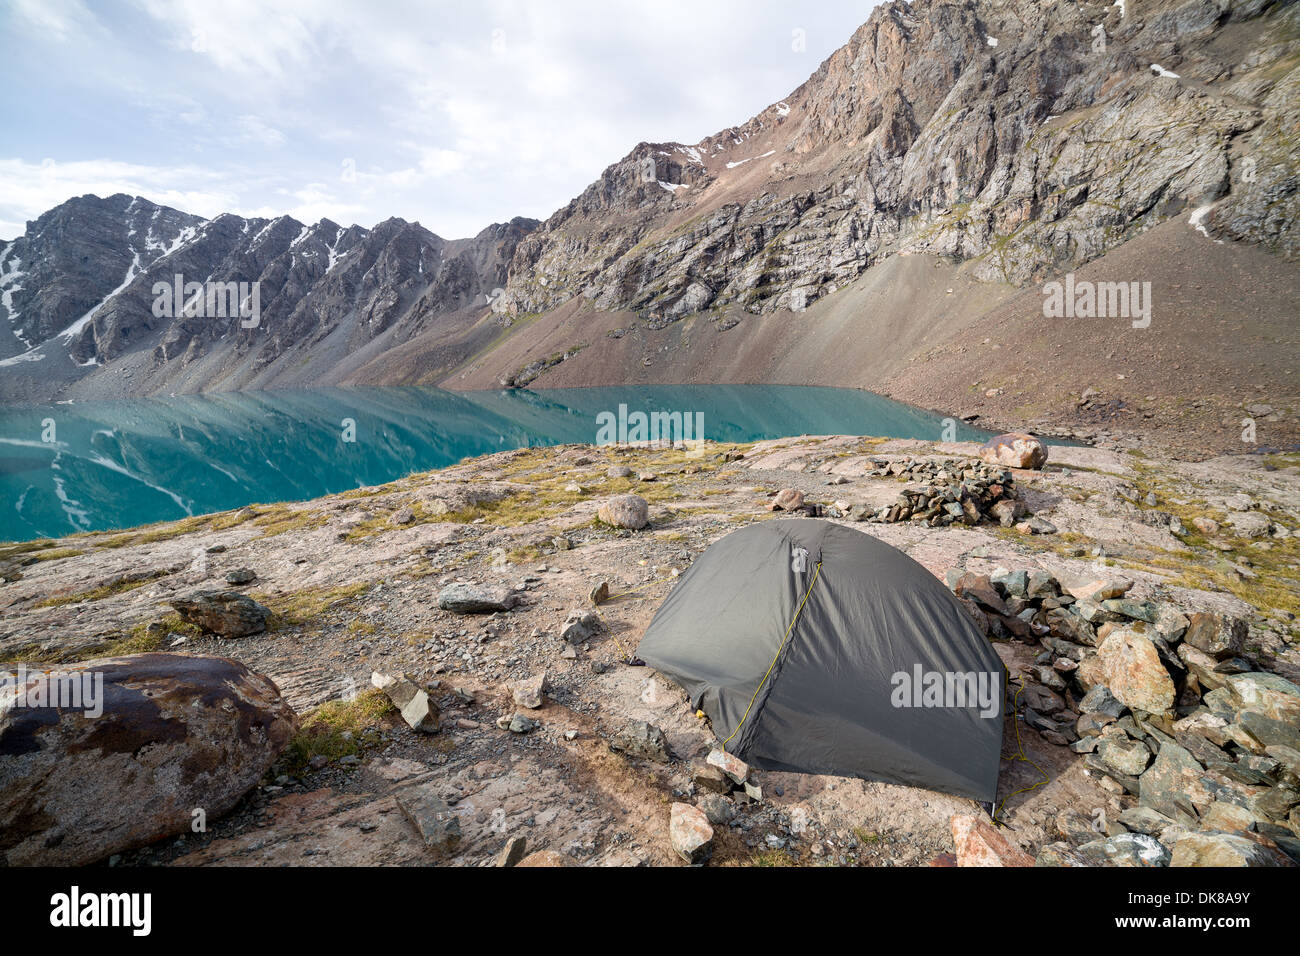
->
left=1077, top=833, right=1171, bottom=867
left=1139, top=741, right=1213, bottom=825
left=1225, top=673, right=1300, bottom=725
left=1097, top=627, right=1175, bottom=714
left=168, top=590, right=271, bottom=637
left=597, top=494, right=650, bottom=530
left=1183, top=612, right=1247, bottom=659
left=0, top=653, right=296, bottom=866
left=1170, top=831, right=1295, bottom=867
left=978, top=433, right=1048, bottom=470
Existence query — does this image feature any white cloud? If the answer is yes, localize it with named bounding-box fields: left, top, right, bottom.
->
left=7, top=0, right=99, bottom=41
left=236, top=115, right=287, bottom=148
left=0, top=158, right=240, bottom=236
left=3, top=1, right=883, bottom=238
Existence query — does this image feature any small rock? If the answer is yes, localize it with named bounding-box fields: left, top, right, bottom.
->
left=706, top=748, right=749, bottom=784
left=696, top=792, right=735, bottom=826
left=1170, top=831, right=1292, bottom=867
left=1077, top=833, right=1170, bottom=867
left=691, top=761, right=733, bottom=794
left=168, top=590, right=271, bottom=637
left=508, top=714, right=537, bottom=734
left=950, top=814, right=1034, bottom=866
left=396, top=788, right=460, bottom=855
left=1184, top=612, right=1247, bottom=660
left=669, top=803, right=713, bottom=864
left=1066, top=578, right=1134, bottom=603
left=1099, top=735, right=1153, bottom=776
left=371, top=672, right=440, bottom=733
left=560, top=609, right=603, bottom=643
left=509, top=672, right=547, bottom=710
left=1016, top=517, right=1057, bottom=535
left=495, top=836, right=528, bottom=867
left=609, top=721, right=671, bottom=762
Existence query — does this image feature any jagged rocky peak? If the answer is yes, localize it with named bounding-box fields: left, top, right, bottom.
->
left=0, top=194, right=203, bottom=350
left=0, top=184, right=543, bottom=402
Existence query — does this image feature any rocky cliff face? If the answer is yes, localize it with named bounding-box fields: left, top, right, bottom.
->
left=0, top=195, right=538, bottom=403
left=494, top=0, right=1298, bottom=325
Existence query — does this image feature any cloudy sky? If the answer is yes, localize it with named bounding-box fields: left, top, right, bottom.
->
left=0, top=0, right=881, bottom=240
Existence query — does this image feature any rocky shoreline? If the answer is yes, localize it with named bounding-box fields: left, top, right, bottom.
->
left=2, top=434, right=1298, bottom=867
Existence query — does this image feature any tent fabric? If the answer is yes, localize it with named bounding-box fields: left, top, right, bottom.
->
left=636, top=519, right=1004, bottom=802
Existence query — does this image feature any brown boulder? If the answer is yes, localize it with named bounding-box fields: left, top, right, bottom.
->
left=669, top=802, right=714, bottom=864
left=0, top=653, right=296, bottom=866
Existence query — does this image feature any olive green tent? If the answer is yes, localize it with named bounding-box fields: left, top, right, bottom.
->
left=637, top=519, right=1004, bottom=802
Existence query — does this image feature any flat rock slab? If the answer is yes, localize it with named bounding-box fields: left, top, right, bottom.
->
left=436, top=583, right=521, bottom=614
left=174, top=789, right=428, bottom=867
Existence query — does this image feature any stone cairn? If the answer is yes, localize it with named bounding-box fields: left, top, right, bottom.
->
left=848, top=458, right=1025, bottom=527
left=950, top=567, right=1300, bottom=867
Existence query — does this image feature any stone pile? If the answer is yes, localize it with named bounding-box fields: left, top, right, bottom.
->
left=690, top=748, right=764, bottom=805
left=950, top=567, right=1300, bottom=867
left=852, top=458, right=1026, bottom=528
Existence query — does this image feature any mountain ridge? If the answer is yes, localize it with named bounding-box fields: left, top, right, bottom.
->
left=0, top=0, right=1297, bottom=458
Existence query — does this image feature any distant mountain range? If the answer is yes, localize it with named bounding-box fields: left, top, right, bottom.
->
left=2, top=0, right=1297, bottom=447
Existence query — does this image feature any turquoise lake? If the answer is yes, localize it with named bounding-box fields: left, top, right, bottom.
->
left=0, top=385, right=996, bottom=541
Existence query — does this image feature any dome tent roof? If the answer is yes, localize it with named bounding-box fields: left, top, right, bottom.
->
left=637, top=519, right=1004, bottom=802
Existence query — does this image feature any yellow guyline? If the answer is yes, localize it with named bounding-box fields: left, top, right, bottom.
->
left=722, top=561, right=823, bottom=749
left=994, top=669, right=1051, bottom=825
